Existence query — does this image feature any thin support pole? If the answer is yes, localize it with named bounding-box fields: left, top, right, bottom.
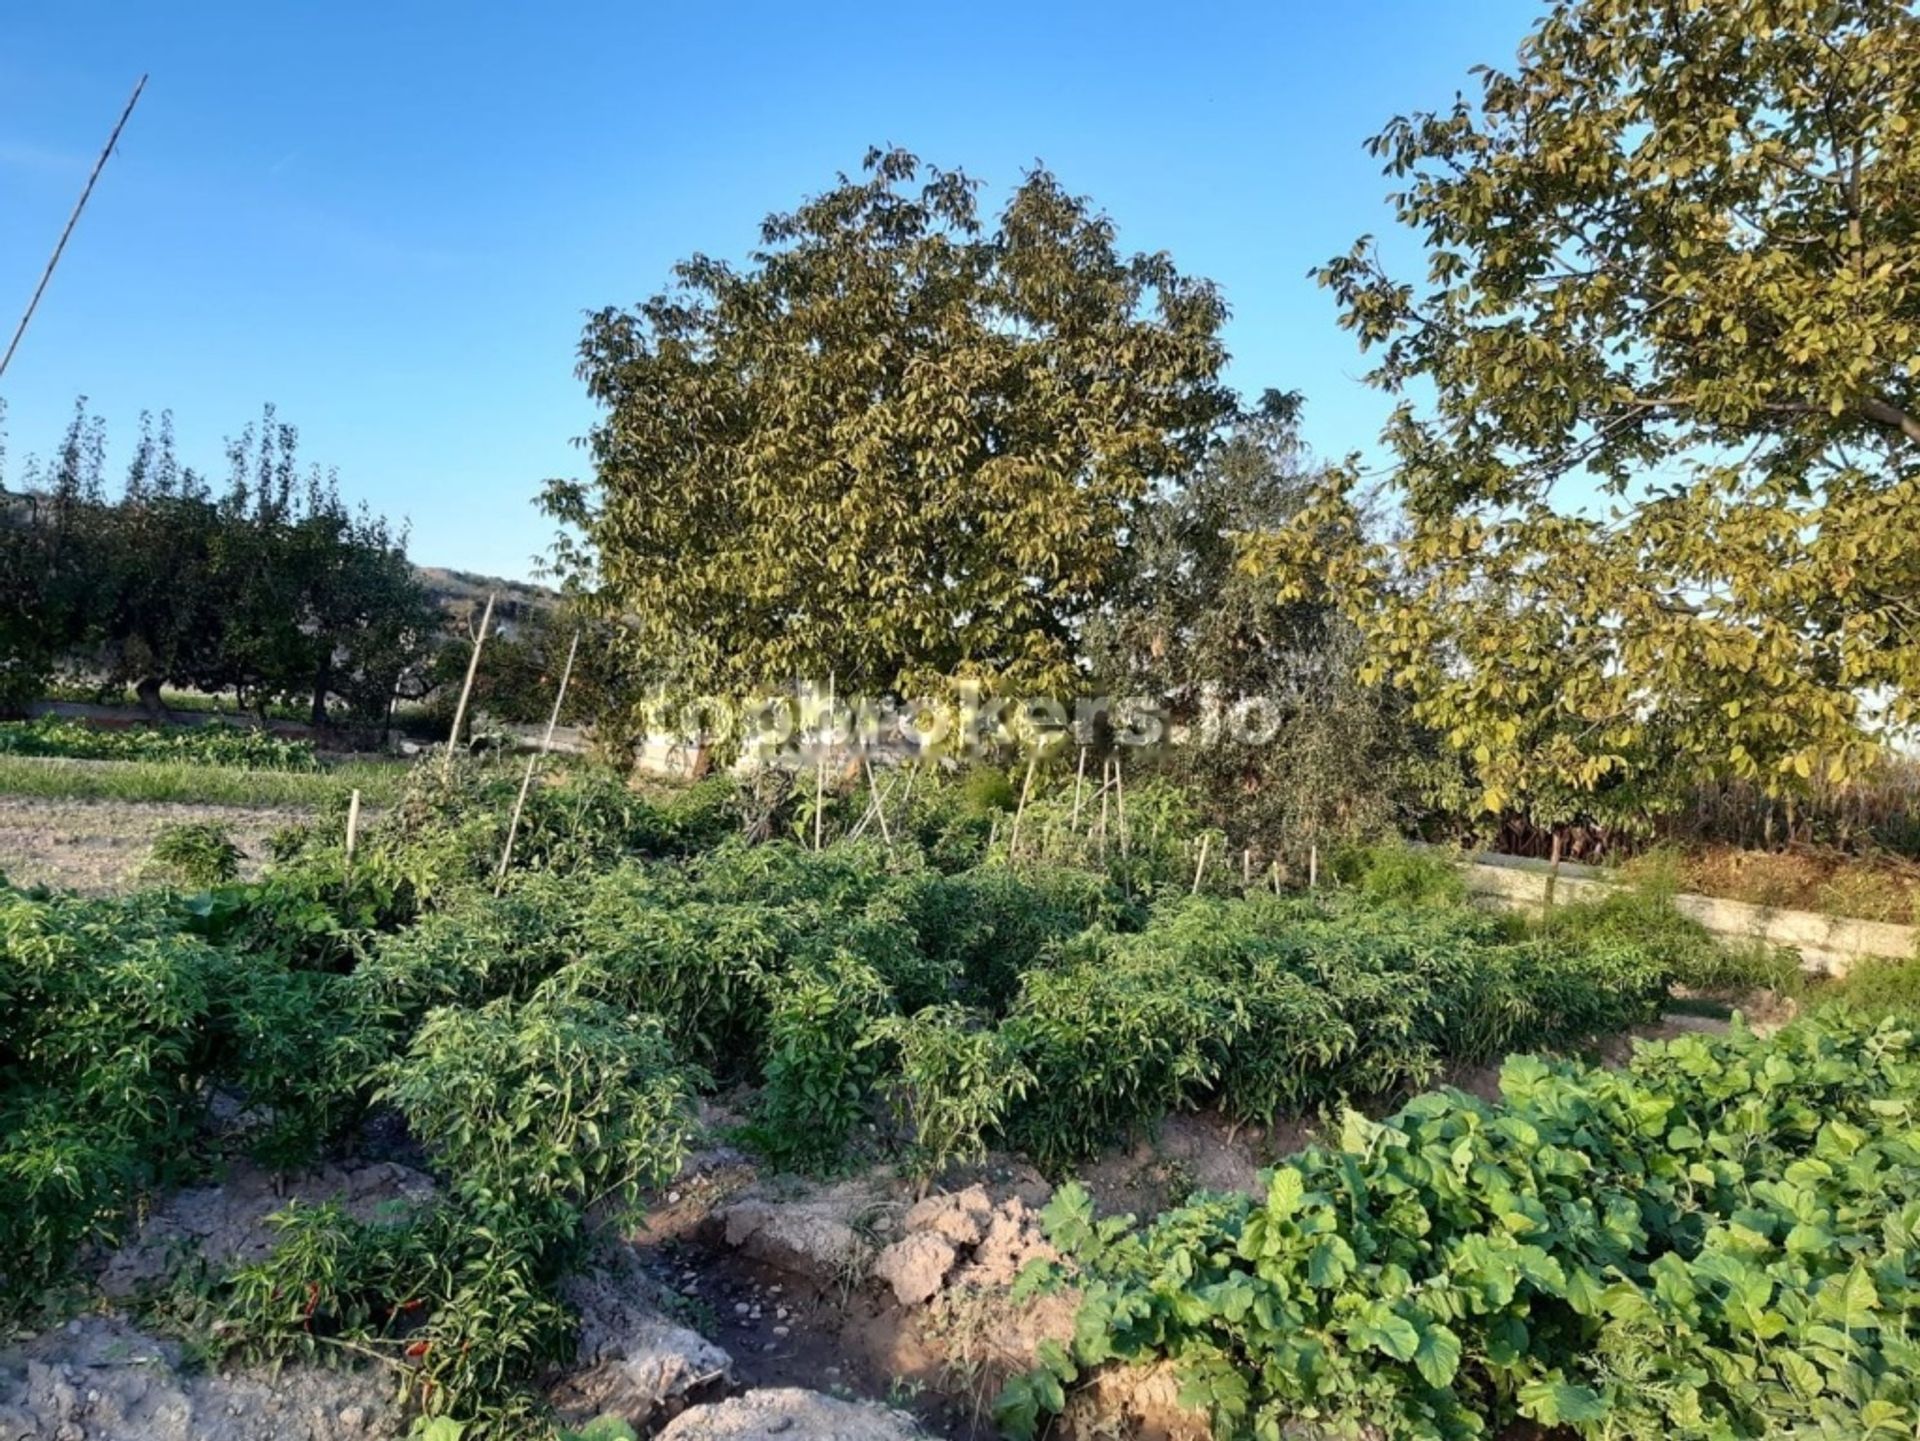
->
left=494, top=631, right=579, bottom=893
left=1007, top=748, right=1039, bottom=860
left=443, top=592, right=496, bottom=776
left=344, top=789, right=362, bottom=871
left=1114, top=757, right=1130, bottom=856
left=1192, top=833, right=1212, bottom=895
left=1309, top=843, right=1319, bottom=890
left=815, top=677, right=833, bottom=852
left=865, top=759, right=895, bottom=855
left=1, top=75, right=146, bottom=382
left=1069, top=746, right=1088, bottom=830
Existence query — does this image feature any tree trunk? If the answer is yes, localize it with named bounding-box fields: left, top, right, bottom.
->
left=134, top=674, right=167, bottom=719
left=310, top=655, right=332, bottom=729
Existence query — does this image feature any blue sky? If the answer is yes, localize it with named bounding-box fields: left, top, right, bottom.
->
left=0, top=2, right=1541, bottom=582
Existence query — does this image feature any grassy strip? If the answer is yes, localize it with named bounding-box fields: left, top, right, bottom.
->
left=0, top=755, right=407, bottom=807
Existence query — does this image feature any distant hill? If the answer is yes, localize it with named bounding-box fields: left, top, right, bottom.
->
left=414, top=567, right=557, bottom=636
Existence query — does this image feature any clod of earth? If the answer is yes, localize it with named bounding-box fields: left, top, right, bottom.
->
left=654, top=1386, right=928, bottom=1441
left=550, top=1245, right=734, bottom=1430
left=0, top=1316, right=399, bottom=1441
left=718, top=1188, right=877, bottom=1281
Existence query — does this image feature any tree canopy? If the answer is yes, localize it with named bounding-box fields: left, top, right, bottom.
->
left=544, top=147, right=1236, bottom=705
left=1265, top=0, right=1920, bottom=826
left=0, top=400, right=436, bottom=725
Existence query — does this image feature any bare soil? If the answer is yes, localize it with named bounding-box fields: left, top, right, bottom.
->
left=0, top=796, right=305, bottom=894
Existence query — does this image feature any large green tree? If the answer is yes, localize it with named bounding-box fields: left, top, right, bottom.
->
left=1269, top=0, right=1920, bottom=828
left=543, top=147, right=1235, bottom=705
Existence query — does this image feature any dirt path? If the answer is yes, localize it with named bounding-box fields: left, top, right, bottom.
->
left=0, top=795, right=310, bottom=894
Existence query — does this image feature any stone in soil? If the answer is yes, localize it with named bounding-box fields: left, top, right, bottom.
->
left=655, top=1386, right=927, bottom=1441
left=549, top=1243, right=733, bottom=1431
left=0, top=1315, right=399, bottom=1441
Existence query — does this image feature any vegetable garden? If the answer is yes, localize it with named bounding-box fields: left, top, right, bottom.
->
left=5, top=749, right=1909, bottom=1439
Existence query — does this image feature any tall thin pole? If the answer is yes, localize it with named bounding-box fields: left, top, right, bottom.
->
left=0, top=75, right=147, bottom=382
left=814, top=675, right=833, bottom=852
left=493, top=631, right=579, bottom=893
left=1069, top=746, right=1087, bottom=831
left=443, top=592, right=495, bottom=777
left=1008, top=747, right=1039, bottom=861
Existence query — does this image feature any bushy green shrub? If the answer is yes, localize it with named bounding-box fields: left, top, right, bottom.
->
left=208, top=963, right=395, bottom=1168
left=1002, top=929, right=1243, bottom=1172
left=379, top=995, right=697, bottom=1231
left=748, top=954, right=895, bottom=1172
left=874, top=1004, right=1033, bottom=1178
left=1336, top=838, right=1468, bottom=907
left=898, top=863, right=1132, bottom=1010
left=216, top=1199, right=570, bottom=1434
left=147, top=820, right=244, bottom=888
left=0, top=890, right=219, bottom=1299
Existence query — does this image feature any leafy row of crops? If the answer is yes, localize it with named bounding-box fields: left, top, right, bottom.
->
left=0, top=716, right=321, bottom=770
left=0, top=758, right=1744, bottom=1434
left=1006, top=1010, right=1920, bottom=1441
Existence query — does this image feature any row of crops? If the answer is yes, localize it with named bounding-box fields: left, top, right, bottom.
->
left=0, top=754, right=1907, bottom=1436
left=1009, top=1009, right=1920, bottom=1440
left=0, top=716, right=322, bottom=769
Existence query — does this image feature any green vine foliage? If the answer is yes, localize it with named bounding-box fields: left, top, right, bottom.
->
left=1005, top=1012, right=1920, bottom=1441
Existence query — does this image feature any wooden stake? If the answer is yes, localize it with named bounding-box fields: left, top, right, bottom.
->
left=1243, top=847, right=1252, bottom=888
left=494, top=631, right=579, bottom=893
left=443, top=592, right=495, bottom=777
left=1544, top=829, right=1564, bottom=914
left=864, top=759, right=895, bottom=855
left=1114, top=757, right=1130, bottom=855
left=1069, top=746, right=1088, bottom=830
left=344, top=788, right=361, bottom=870
left=1269, top=861, right=1282, bottom=894
left=1008, top=748, right=1039, bottom=860
left=814, top=676, right=833, bottom=853
left=1192, top=832, right=1212, bottom=894
left=1309, top=843, right=1319, bottom=889
left=1097, top=760, right=1112, bottom=858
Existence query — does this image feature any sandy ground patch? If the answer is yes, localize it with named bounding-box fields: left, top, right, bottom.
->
left=0, top=796, right=309, bottom=894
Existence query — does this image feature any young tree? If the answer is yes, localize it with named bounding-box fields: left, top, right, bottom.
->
left=543, top=147, right=1235, bottom=708
left=1266, top=0, right=1920, bottom=832
left=1089, top=391, right=1414, bottom=860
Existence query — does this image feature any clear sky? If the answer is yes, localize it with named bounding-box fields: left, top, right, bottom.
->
left=0, top=2, right=1541, bottom=583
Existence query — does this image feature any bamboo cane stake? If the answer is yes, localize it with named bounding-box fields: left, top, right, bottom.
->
left=1007, top=747, right=1040, bottom=860
left=1097, top=760, right=1112, bottom=858
left=1, top=76, right=146, bottom=381
left=443, top=592, right=496, bottom=777
left=344, top=788, right=361, bottom=871
left=865, top=759, right=895, bottom=855
left=1069, top=746, right=1088, bottom=830
left=1192, top=833, right=1212, bottom=894
left=493, top=631, right=579, bottom=894
left=814, top=676, right=833, bottom=852
left=1243, top=847, right=1252, bottom=889
left=1114, top=756, right=1130, bottom=856
left=1309, top=842, right=1319, bottom=889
